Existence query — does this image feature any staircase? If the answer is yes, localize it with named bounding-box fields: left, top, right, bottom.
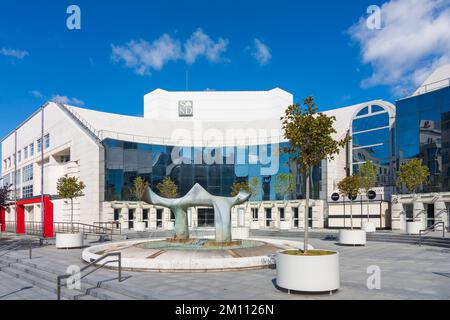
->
left=0, top=244, right=151, bottom=300
left=250, top=229, right=450, bottom=248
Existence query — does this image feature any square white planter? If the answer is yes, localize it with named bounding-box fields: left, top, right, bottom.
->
left=250, top=221, right=260, bottom=230
left=338, top=230, right=366, bottom=246
left=406, top=221, right=423, bottom=235
left=279, top=221, right=291, bottom=230
left=134, top=222, right=146, bottom=232
left=56, top=233, right=84, bottom=249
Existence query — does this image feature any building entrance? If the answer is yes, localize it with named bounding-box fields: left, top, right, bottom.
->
left=197, top=208, right=215, bottom=227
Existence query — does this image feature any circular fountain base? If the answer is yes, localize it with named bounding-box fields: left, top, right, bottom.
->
left=82, top=238, right=311, bottom=272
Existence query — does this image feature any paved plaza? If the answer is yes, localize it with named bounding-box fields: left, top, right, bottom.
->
left=0, top=235, right=449, bottom=300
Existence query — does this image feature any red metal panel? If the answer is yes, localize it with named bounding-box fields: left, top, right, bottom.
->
left=16, top=205, right=25, bottom=234
left=43, top=197, right=54, bottom=238
left=0, top=207, right=5, bottom=232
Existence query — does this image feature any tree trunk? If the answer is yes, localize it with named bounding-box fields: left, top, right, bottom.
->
left=304, top=168, right=310, bottom=253
left=367, top=192, right=370, bottom=222
left=350, top=196, right=353, bottom=230
left=70, top=198, right=74, bottom=233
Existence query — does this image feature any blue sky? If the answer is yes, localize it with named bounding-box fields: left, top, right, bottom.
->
left=1, top=0, right=449, bottom=140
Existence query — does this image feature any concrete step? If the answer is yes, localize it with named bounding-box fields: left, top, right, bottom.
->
left=0, top=256, right=136, bottom=300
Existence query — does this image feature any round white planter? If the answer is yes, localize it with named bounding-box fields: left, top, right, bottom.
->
left=276, top=251, right=340, bottom=293
left=250, top=221, right=260, bottom=230
left=165, top=221, right=175, bottom=230
left=134, top=222, right=146, bottom=232
left=361, top=221, right=376, bottom=233
left=232, top=227, right=250, bottom=239
left=279, top=221, right=291, bottom=230
left=339, top=229, right=366, bottom=246
left=406, top=221, right=423, bottom=235
left=56, top=233, right=84, bottom=249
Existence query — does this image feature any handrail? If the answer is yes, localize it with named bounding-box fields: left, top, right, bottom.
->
left=93, top=222, right=122, bottom=235
left=419, top=222, right=446, bottom=246
left=0, top=238, right=34, bottom=259
left=56, top=252, right=122, bottom=300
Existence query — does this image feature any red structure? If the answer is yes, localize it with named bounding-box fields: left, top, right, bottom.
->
left=14, top=196, right=54, bottom=238
left=0, top=207, right=5, bottom=232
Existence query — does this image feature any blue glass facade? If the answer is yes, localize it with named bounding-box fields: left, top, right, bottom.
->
left=351, top=105, right=393, bottom=186
left=102, top=139, right=322, bottom=202
left=396, top=86, right=450, bottom=192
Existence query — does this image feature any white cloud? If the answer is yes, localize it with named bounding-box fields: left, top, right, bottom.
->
left=348, top=0, right=450, bottom=95
left=0, top=47, right=29, bottom=59
left=112, top=29, right=229, bottom=75
left=29, top=90, right=44, bottom=99
left=184, top=29, right=228, bottom=64
left=250, top=39, right=272, bottom=65
left=51, top=95, right=85, bottom=106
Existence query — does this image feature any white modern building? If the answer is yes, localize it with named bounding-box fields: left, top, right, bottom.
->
left=0, top=87, right=397, bottom=235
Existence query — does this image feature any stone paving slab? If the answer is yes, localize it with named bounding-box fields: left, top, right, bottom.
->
left=1, top=236, right=450, bottom=300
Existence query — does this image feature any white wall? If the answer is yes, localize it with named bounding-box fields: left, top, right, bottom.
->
left=1, top=102, right=103, bottom=225
left=143, top=88, right=293, bottom=122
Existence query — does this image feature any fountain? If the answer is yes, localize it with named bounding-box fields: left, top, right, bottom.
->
left=82, top=184, right=310, bottom=272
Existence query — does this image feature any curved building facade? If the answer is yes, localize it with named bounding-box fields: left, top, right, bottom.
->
left=1, top=87, right=395, bottom=233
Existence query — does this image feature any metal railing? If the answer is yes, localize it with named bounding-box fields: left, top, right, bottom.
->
left=419, top=221, right=446, bottom=246
left=0, top=238, right=35, bottom=260
left=93, top=222, right=122, bottom=234
left=56, top=252, right=122, bottom=300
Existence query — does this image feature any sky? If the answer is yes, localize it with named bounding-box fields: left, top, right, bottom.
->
left=1, top=0, right=450, bottom=142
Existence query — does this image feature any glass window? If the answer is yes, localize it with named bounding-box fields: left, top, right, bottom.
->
left=37, top=138, right=42, bottom=153
left=44, top=134, right=50, bottom=149
left=355, top=107, right=369, bottom=117
left=22, top=185, right=33, bottom=198
left=352, top=128, right=390, bottom=148
left=353, top=143, right=390, bottom=163
left=352, top=112, right=389, bottom=133
left=18, top=151, right=21, bottom=163
left=29, top=143, right=34, bottom=156
left=279, top=208, right=285, bottom=221
left=371, top=105, right=385, bottom=113
left=252, top=208, right=258, bottom=221
left=22, top=164, right=33, bottom=183
left=24, top=147, right=28, bottom=159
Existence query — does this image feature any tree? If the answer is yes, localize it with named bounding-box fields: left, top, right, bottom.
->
left=337, top=175, right=361, bottom=230
left=156, top=177, right=179, bottom=198
left=133, top=176, right=149, bottom=201
left=281, top=96, right=350, bottom=253
left=57, top=175, right=86, bottom=233
left=273, top=173, right=296, bottom=201
left=358, top=161, right=377, bottom=221
left=0, top=184, right=12, bottom=208
left=230, top=181, right=252, bottom=197
left=398, top=159, right=430, bottom=195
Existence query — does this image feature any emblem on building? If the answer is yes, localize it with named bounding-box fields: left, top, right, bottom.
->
left=178, top=100, right=193, bottom=117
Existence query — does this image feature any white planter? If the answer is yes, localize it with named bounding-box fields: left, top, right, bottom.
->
left=279, top=221, right=291, bottom=230
left=232, top=227, right=250, bottom=239
left=362, top=221, right=376, bottom=233
left=276, top=251, right=340, bottom=293
left=339, top=229, right=366, bottom=246
left=56, top=233, right=84, bottom=249
left=250, top=221, right=260, bottom=230
left=134, top=222, right=146, bottom=232
left=406, top=221, right=423, bottom=235
left=165, top=221, right=175, bottom=230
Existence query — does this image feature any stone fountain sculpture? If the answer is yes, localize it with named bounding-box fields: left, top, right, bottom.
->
left=142, top=183, right=251, bottom=242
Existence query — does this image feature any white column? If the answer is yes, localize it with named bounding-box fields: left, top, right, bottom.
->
left=391, top=202, right=405, bottom=231
left=434, top=201, right=447, bottom=231
left=413, top=201, right=426, bottom=230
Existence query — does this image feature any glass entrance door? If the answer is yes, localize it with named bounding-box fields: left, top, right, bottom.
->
left=427, top=203, right=435, bottom=227
left=198, top=208, right=215, bottom=227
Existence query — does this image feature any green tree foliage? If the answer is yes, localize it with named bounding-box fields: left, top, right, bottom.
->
left=273, top=173, right=296, bottom=201
left=281, top=96, right=351, bottom=252
left=133, top=176, right=149, bottom=201
left=56, top=175, right=86, bottom=232
left=156, top=177, right=179, bottom=198
left=398, top=159, right=430, bottom=194
left=231, top=177, right=261, bottom=200
left=0, top=184, right=12, bottom=208
left=358, top=161, right=378, bottom=221
left=337, top=175, right=361, bottom=230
